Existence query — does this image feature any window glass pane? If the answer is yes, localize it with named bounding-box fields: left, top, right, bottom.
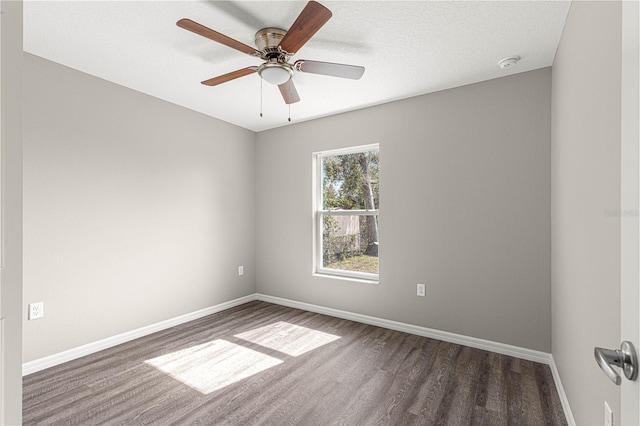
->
left=322, top=150, right=379, bottom=210
left=322, top=214, right=378, bottom=274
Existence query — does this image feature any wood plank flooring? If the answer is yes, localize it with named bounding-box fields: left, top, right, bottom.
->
left=23, top=301, right=567, bottom=425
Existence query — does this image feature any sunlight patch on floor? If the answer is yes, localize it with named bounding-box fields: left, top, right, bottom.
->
left=145, top=339, right=282, bottom=394
left=234, top=321, right=341, bottom=356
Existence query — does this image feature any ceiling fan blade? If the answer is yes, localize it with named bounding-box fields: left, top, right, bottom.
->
left=278, top=1, right=332, bottom=54
left=201, top=67, right=257, bottom=86
left=278, top=80, right=301, bottom=104
left=177, top=18, right=261, bottom=57
left=295, top=60, right=365, bottom=80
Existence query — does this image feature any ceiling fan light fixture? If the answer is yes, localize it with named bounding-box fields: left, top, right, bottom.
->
left=178, top=1, right=364, bottom=105
left=258, top=62, right=293, bottom=85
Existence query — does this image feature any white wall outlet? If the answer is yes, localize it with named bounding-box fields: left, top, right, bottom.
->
left=238, top=265, right=244, bottom=276
left=604, top=401, right=613, bottom=426
left=417, top=283, right=426, bottom=297
left=28, top=302, right=44, bottom=320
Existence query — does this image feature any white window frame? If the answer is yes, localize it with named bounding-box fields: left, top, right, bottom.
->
left=313, top=144, right=379, bottom=284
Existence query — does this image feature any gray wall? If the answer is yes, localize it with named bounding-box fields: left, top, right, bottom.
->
left=2, top=1, right=24, bottom=422
left=551, top=2, right=622, bottom=424
left=23, top=54, right=257, bottom=362
left=256, top=69, right=552, bottom=352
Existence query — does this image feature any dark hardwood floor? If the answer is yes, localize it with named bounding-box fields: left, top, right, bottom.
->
left=23, top=301, right=567, bottom=425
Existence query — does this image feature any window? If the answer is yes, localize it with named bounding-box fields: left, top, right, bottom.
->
left=314, top=145, right=379, bottom=282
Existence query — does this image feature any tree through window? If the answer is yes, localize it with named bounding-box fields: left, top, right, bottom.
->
left=315, top=145, right=379, bottom=281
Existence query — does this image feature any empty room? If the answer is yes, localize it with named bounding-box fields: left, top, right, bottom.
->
left=1, top=0, right=639, bottom=424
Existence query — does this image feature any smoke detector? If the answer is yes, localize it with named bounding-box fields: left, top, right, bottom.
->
left=498, top=56, right=521, bottom=70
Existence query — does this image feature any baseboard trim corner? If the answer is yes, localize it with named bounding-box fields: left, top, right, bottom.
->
left=549, top=354, right=577, bottom=426
left=22, top=294, right=256, bottom=376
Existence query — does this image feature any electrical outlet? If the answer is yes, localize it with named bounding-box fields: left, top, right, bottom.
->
left=604, top=401, right=613, bottom=426
left=417, top=283, right=426, bottom=297
left=28, top=302, right=44, bottom=320
left=238, top=266, right=244, bottom=276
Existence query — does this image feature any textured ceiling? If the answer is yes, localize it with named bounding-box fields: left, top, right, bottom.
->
left=24, top=1, right=571, bottom=132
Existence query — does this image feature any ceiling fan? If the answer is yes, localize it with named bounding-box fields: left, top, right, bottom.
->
left=177, top=1, right=365, bottom=105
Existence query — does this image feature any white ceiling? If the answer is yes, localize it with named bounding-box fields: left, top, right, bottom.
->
left=24, top=1, right=571, bottom=132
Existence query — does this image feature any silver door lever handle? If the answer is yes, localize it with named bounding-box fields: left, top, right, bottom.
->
left=594, top=341, right=638, bottom=385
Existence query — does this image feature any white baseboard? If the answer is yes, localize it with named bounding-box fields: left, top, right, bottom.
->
left=549, top=355, right=576, bottom=426
left=22, top=294, right=256, bottom=376
left=22, top=292, right=574, bottom=425
left=255, top=293, right=551, bottom=364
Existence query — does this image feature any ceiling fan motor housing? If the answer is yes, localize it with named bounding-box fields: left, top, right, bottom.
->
left=255, top=28, right=287, bottom=58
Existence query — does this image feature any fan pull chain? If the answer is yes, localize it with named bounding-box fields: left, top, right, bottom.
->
left=288, top=81, right=292, bottom=122
left=259, top=78, right=263, bottom=118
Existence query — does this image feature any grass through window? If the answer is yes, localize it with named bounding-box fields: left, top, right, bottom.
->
left=324, top=255, right=378, bottom=274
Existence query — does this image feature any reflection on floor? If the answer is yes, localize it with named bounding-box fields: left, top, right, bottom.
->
left=145, top=321, right=340, bottom=394
left=145, top=339, right=283, bottom=394
left=234, top=321, right=341, bottom=356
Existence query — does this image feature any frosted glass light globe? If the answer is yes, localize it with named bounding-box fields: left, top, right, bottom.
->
left=259, top=66, right=291, bottom=85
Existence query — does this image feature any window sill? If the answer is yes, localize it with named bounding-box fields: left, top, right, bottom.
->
left=313, top=272, right=379, bottom=285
